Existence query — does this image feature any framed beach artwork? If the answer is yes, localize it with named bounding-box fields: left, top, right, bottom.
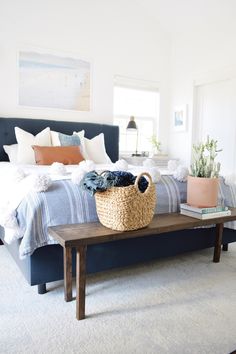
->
left=18, top=50, right=91, bottom=111
left=173, top=105, right=187, bottom=131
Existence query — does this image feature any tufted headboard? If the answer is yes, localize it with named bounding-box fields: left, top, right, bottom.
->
left=0, top=117, right=119, bottom=162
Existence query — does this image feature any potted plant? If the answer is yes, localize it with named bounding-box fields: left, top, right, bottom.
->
left=150, top=135, right=161, bottom=156
left=187, top=136, right=222, bottom=208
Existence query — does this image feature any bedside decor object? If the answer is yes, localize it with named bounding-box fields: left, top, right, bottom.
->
left=150, top=135, right=161, bottom=155
left=187, top=136, right=222, bottom=208
left=126, top=116, right=140, bottom=156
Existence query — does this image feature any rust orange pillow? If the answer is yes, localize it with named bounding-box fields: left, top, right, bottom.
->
left=32, top=145, right=84, bottom=165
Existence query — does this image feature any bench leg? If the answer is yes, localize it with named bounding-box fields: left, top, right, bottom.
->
left=222, top=243, right=228, bottom=251
left=38, top=283, right=47, bottom=294
left=213, top=223, right=223, bottom=263
left=0, top=239, right=3, bottom=245
left=76, top=245, right=87, bottom=321
left=64, top=247, right=73, bottom=302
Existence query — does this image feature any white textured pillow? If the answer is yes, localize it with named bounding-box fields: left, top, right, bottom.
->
left=51, top=130, right=85, bottom=146
left=72, top=130, right=86, bottom=155
left=83, top=133, right=111, bottom=163
left=50, top=131, right=61, bottom=146
left=15, top=127, right=51, bottom=164
left=3, top=144, right=18, bottom=163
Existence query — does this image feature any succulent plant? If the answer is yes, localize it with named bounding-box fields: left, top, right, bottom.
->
left=190, top=136, right=222, bottom=178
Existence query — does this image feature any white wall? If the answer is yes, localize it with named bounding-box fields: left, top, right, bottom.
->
left=168, top=27, right=236, bottom=165
left=195, top=78, right=236, bottom=175
left=0, top=0, right=171, bottom=151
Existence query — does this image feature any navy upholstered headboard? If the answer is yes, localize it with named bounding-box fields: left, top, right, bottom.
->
left=0, top=117, right=119, bottom=162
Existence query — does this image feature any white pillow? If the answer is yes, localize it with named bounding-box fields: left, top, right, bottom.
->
left=3, top=144, right=18, bottom=163
left=50, top=131, right=61, bottom=146
left=82, top=133, right=111, bottom=163
left=72, top=130, right=87, bottom=155
left=15, top=127, right=51, bottom=164
left=51, top=130, right=85, bottom=146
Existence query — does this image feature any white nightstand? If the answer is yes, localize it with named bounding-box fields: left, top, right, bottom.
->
left=121, top=154, right=174, bottom=168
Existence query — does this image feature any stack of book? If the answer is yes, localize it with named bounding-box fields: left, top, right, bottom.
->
left=180, top=203, right=231, bottom=219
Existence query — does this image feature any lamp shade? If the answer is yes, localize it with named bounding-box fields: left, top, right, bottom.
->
left=126, top=116, right=137, bottom=130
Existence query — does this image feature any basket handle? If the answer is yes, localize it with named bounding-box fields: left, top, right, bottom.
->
left=134, top=172, right=153, bottom=194
left=99, top=170, right=110, bottom=176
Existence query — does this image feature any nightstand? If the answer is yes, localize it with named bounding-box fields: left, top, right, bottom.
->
left=121, top=154, right=174, bottom=168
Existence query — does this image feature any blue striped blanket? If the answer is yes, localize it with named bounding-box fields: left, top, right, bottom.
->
left=16, top=175, right=236, bottom=258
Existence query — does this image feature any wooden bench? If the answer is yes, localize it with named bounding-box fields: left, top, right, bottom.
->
left=48, top=208, right=236, bottom=320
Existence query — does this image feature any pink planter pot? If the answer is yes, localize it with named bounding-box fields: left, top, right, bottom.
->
left=187, top=176, right=219, bottom=208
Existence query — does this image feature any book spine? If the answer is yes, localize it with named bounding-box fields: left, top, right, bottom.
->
left=201, top=210, right=231, bottom=219
left=180, top=204, right=228, bottom=214
left=180, top=209, right=231, bottom=219
left=201, top=206, right=228, bottom=214
left=180, top=210, right=202, bottom=219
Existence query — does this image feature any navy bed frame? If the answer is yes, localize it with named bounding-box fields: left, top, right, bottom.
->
left=0, top=117, right=235, bottom=295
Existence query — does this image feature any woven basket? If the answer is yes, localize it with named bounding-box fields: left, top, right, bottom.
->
left=95, top=172, right=156, bottom=231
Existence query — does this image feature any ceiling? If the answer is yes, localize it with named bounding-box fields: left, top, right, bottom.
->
left=135, top=0, right=236, bottom=38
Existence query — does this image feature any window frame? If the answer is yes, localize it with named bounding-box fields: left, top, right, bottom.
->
left=113, top=114, right=156, bottom=155
left=113, top=81, right=160, bottom=155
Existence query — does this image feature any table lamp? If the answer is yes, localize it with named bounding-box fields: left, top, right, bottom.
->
left=126, top=116, right=140, bottom=156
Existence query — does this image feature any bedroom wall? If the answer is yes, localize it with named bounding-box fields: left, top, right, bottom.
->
left=0, top=0, right=171, bottom=151
left=168, top=26, right=236, bottom=166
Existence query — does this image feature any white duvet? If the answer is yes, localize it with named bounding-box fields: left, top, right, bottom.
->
left=0, top=162, right=98, bottom=243
left=0, top=161, right=164, bottom=244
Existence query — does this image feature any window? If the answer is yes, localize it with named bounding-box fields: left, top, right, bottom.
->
left=113, top=85, right=160, bottom=155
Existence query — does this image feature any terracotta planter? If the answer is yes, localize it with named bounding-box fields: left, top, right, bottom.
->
left=187, top=175, right=219, bottom=208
